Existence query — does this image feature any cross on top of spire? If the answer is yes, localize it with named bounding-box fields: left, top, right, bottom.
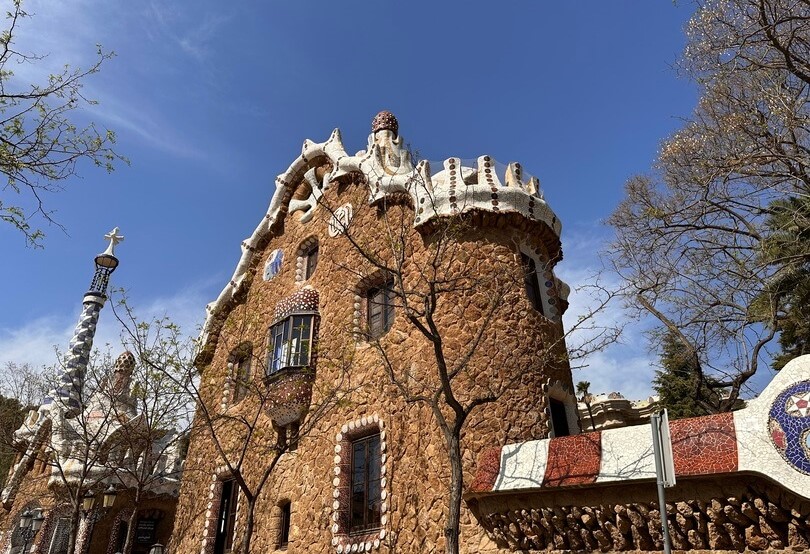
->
left=102, top=227, right=125, bottom=257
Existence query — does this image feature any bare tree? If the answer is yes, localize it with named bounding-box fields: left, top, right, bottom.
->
left=319, top=173, right=618, bottom=554
left=0, top=0, right=125, bottom=246
left=608, top=0, right=810, bottom=411
left=0, top=362, right=46, bottom=488
left=92, top=299, right=195, bottom=554
left=0, top=339, right=190, bottom=554
left=15, top=350, right=123, bottom=554
left=0, top=362, right=46, bottom=409
left=125, top=288, right=350, bottom=554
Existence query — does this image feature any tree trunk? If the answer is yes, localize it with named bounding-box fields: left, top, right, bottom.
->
left=66, top=501, right=82, bottom=554
left=444, top=433, right=463, bottom=554
left=586, top=402, right=595, bottom=431
left=122, top=488, right=142, bottom=554
left=239, top=496, right=256, bottom=554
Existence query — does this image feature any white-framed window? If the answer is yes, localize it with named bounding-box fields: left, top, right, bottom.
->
left=267, top=315, right=315, bottom=375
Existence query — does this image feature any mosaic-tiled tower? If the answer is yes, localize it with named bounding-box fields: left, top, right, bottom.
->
left=42, top=228, right=124, bottom=416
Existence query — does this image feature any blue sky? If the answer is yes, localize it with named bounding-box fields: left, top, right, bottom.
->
left=2, top=1, right=766, bottom=400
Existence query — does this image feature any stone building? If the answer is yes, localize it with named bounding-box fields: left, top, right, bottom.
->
left=0, top=231, right=183, bottom=554
left=171, top=112, right=577, bottom=554
left=172, top=112, right=810, bottom=553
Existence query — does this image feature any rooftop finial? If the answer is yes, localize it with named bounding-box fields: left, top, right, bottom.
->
left=102, top=227, right=125, bottom=257
left=371, top=111, right=398, bottom=137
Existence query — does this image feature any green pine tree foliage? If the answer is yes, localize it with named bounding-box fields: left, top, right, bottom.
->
left=760, top=197, right=810, bottom=370
left=653, top=332, right=717, bottom=419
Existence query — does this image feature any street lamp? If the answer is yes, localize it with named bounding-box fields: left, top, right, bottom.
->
left=148, top=544, right=164, bottom=554
left=102, top=484, right=118, bottom=509
left=18, top=509, right=44, bottom=554
left=82, top=490, right=96, bottom=513
left=31, top=512, right=44, bottom=532
left=18, top=510, right=31, bottom=530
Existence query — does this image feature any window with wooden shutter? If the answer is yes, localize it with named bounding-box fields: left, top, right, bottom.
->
left=279, top=502, right=291, bottom=548
left=304, top=244, right=319, bottom=280
left=214, top=479, right=238, bottom=554
left=367, top=280, right=395, bottom=339
left=232, top=353, right=251, bottom=403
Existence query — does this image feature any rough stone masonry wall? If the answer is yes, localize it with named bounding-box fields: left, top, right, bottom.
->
left=0, top=451, right=53, bottom=551
left=472, top=475, right=810, bottom=552
left=172, top=169, right=570, bottom=554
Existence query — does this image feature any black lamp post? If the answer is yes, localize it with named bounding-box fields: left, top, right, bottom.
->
left=18, top=509, right=44, bottom=554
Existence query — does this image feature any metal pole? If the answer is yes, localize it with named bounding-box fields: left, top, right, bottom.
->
left=651, top=413, right=673, bottom=554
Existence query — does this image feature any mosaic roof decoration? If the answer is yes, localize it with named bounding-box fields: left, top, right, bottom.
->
left=199, top=113, right=568, bottom=355
left=769, top=380, right=810, bottom=475
left=371, top=110, right=398, bottom=136
left=263, top=249, right=284, bottom=281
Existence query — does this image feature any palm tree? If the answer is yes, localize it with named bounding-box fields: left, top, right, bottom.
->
left=576, top=381, right=595, bottom=431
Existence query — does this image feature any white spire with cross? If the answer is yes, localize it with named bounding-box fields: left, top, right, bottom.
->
left=102, top=227, right=125, bottom=257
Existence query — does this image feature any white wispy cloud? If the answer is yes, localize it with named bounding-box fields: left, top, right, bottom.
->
left=83, top=92, right=206, bottom=160
left=3, top=0, right=223, bottom=159
left=558, top=225, right=658, bottom=400
left=0, top=314, right=76, bottom=371
left=145, top=1, right=232, bottom=62
left=0, top=283, right=210, bottom=373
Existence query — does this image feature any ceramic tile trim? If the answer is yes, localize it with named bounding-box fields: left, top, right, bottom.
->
left=200, top=117, right=565, bottom=356
left=331, top=414, right=388, bottom=553
left=471, top=354, right=810, bottom=501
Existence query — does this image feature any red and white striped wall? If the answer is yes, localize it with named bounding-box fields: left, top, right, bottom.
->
left=470, top=355, right=810, bottom=501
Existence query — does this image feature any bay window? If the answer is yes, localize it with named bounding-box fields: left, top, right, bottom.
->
left=267, top=315, right=315, bottom=374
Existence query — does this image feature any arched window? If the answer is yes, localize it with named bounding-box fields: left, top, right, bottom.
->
left=350, top=433, right=382, bottom=532
left=303, top=244, right=318, bottom=280
left=214, top=479, right=238, bottom=554
left=521, top=252, right=544, bottom=315
left=546, top=380, right=580, bottom=438
left=295, top=237, right=319, bottom=283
